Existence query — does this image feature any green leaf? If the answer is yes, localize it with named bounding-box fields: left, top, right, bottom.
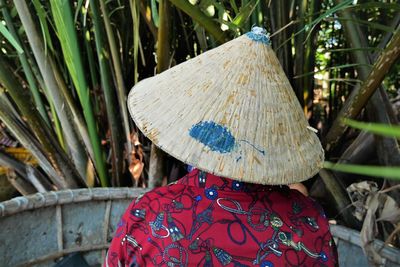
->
left=229, top=0, right=239, bottom=14
left=324, top=161, right=400, bottom=181
left=322, top=47, right=382, bottom=53
left=304, top=0, right=354, bottom=32
left=0, top=22, right=23, bottom=53
left=343, top=118, right=400, bottom=139
left=294, top=63, right=371, bottom=79
left=51, top=0, right=109, bottom=187
left=349, top=2, right=400, bottom=12
left=74, top=0, right=85, bottom=24
left=151, top=0, right=159, bottom=27
left=1, top=0, right=51, bottom=127
left=335, top=17, right=395, bottom=33
left=232, top=0, right=259, bottom=28
left=277, top=0, right=354, bottom=51
left=32, top=0, right=55, bottom=53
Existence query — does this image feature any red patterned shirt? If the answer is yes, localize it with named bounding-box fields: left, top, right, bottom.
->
left=105, top=169, right=338, bottom=266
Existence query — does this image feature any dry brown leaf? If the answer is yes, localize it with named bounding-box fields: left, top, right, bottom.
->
left=129, top=132, right=144, bottom=182
left=347, top=181, right=379, bottom=221
left=130, top=132, right=141, bottom=146
left=86, top=159, right=95, bottom=187
left=129, top=157, right=144, bottom=181
left=377, top=195, right=400, bottom=223
left=360, top=193, right=385, bottom=266
left=347, top=181, right=379, bottom=195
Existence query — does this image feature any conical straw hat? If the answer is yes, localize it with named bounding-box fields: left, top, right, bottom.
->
left=128, top=27, right=324, bottom=185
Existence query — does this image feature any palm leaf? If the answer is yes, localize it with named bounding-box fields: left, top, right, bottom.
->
left=13, top=0, right=88, bottom=185
left=0, top=21, right=23, bottom=53
left=0, top=0, right=51, bottom=127
left=232, top=0, right=260, bottom=30
left=324, top=161, right=400, bottom=181
left=99, top=0, right=132, bottom=173
left=343, top=118, right=400, bottom=139
left=50, top=0, right=109, bottom=187
left=89, top=0, right=124, bottom=186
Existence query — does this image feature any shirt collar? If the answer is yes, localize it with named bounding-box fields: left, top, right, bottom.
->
left=177, top=168, right=285, bottom=192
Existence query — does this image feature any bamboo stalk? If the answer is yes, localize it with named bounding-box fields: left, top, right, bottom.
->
left=50, top=0, right=109, bottom=187
left=168, top=0, right=230, bottom=44
left=324, top=18, right=400, bottom=151
left=0, top=150, right=49, bottom=192
left=21, top=44, right=66, bottom=149
left=51, top=59, right=95, bottom=163
left=21, top=0, right=90, bottom=163
left=0, top=150, right=29, bottom=180
left=99, top=0, right=132, bottom=171
left=0, top=94, right=64, bottom=188
left=0, top=0, right=51, bottom=128
left=82, top=18, right=102, bottom=120
left=338, top=131, right=375, bottom=165
left=139, top=0, right=158, bottom=40
left=293, top=0, right=307, bottom=108
left=90, top=0, right=124, bottom=186
left=366, top=90, right=400, bottom=167
left=319, top=169, right=360, bottom=228
left=269, top=0, right=294, bottom=81
left=25, top=165, right=51, bottom=192
left=130, top=0, right=141, bottom=84
left=7, top=172, right=36, bottom=196
left=13, top=0, right=87, bottom=186
left=322, top=7, right=400, bottom=230
left=0, top=57, right=80, bottom=189
left=147, top=0, right=171, bottom=188
left=49, top=97, right=65, bottom=150
left=157, top=0, right=171, bottom=73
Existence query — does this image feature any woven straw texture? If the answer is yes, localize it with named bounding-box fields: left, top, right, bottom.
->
left=128, top=31, right=324, bottom=185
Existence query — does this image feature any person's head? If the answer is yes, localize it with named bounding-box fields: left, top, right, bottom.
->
left=128, top=27, right=323, bottom=185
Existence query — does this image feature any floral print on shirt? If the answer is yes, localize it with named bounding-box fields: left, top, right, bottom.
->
left=105, top=169, right=338, bottom=267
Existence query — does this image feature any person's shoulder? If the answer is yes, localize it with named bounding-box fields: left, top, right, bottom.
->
left=286, top=187, right=328, bottom=219
left=131, top=181, right=187, bottom=205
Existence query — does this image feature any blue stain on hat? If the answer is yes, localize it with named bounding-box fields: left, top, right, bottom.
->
left=246, top=26, right=271, bottom=45
left=189, top=121, right=235, bottom=153
left=189, top=120, right=266, bottom=157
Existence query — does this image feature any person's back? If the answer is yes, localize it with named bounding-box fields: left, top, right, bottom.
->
left=106, top=169, right=337, bottom=266
left=107, top=26, right=339, bottom=266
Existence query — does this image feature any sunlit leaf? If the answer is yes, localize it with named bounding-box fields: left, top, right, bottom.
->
left=232, top=0, right=260, bottom=29
left=0, top=22, right=23, bottom=53
left=324, top=161, right=400, bottom=180
left=343, top=118, right=400, bottom=139
left=335, top=17, right=395, bottom=32
left=51, top=0, right=108, bottom=187
left=32, top=0, right=55, bottom=53
left=304, top=0, right=354, bottom=32
left=74, top=0, right=85, bottom=24
left=349, top=2, right=400, bottom=12
left=151, top=0, right=159, bottom=27
left=294, top=63, right=371, bottom=79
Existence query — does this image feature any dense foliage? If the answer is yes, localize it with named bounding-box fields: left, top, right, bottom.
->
left=0, top=0, right=399, bottom=264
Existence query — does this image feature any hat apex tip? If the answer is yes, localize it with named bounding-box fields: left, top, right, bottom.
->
left=246, top=26, right=271, bottom=45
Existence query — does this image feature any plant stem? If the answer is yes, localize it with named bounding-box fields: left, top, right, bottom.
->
left=13, top=0, right=88, bottom=185
left=324, top=22, right=400, bottom=151
left=90, top=0, right=124, bottom=186
left=147, top=0, right=171, bottom=188
left=99, top=0, right=132, bottom=170
left=50, top=0, right=109, bottom=187
left=0, top=91, right=71, bottom=189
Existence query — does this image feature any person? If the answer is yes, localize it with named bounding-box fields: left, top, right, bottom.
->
left=105, top=27, right=338, bottom=267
